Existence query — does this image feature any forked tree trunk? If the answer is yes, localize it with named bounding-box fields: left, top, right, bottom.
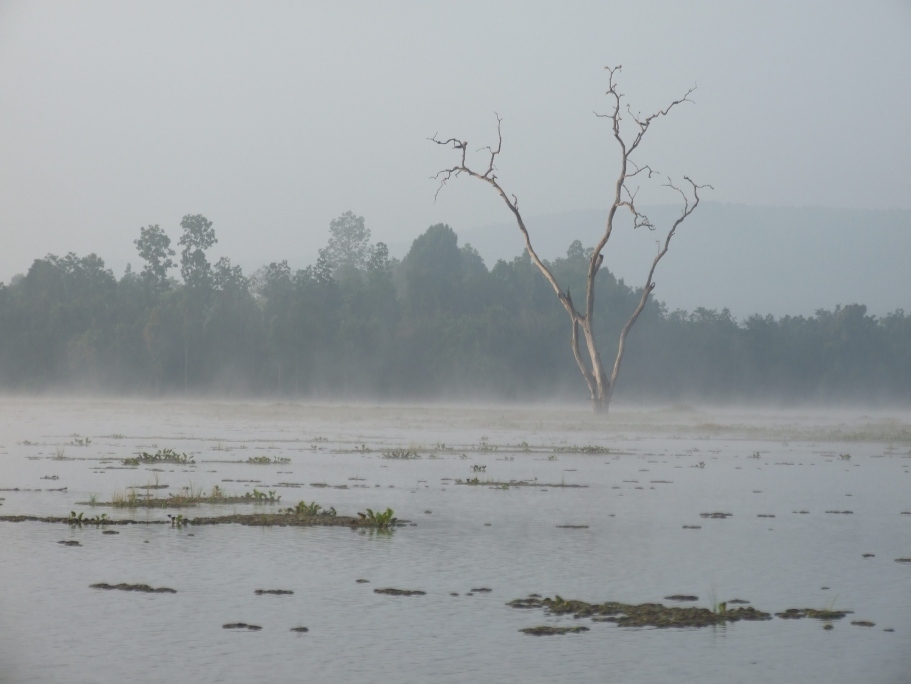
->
left=433, top=66, right=708, bottom=414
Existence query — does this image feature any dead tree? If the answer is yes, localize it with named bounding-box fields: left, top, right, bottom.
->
left=432, top=66, right=710, bottom=413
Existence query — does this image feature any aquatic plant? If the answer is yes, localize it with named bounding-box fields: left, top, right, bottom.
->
left=471, top=464, right=486, bottom=472
left=54, top=446, right=66, bottom=459
left=750, top=451, right=761, bottom=458
left=124, top=448, right=194, bottom=466
left=839, top=453, right=851, bottom=460
left=247, top=455, right=291, bottom=465
left=357, top=507, right=398, bottom=528
left=167, top=513, right=188, bottom=528
left=283, top=500, right=335, bottom=517
left=382, top=449, right=420, bottom=459
left=554, top=445, right=610, bottom=454
left=87, top=494, right=98, bottom=505
left=70, top=435, right=91, bottom=447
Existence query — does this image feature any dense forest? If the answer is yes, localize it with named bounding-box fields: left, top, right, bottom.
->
left=1, top=212, right=908, bottom=404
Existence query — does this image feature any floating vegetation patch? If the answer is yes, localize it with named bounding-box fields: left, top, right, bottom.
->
left=91, top=583, right=176, bottom=594
left=520, top=625, right=589, bottom=636
left=825, top=510, right=854, bottom=514
left=374, top=588, right=425, bottom=596
left=775, top=608, right=851, bottom=620
left=471, top=588, right=492, bottom=593
left=247, top=456, right=291, bottom=465
left=556, top=525, right=589, bottom=529
left=682, top=525, right=701, bottom=529
left=455, top=478, right=586, bottom=488
left=290, top=626, right=309, bottom=633
left=553, top=445, right=610, bottom=454
left=895, top=558, right=911, bottom=563
left=851, top=620, right=875, bottom=627
left=58, top=540, right=81, bottom=546
left=123, top=449, right=193, bottom=466
left=508, top=595, right=773, bottom=628
left=664, top=595, right=699, bottom=602
left=382, top=449, right=420, bottom=459
left=86, top=485, right=282, bottom=508
left=2, top=509, right=403, bottom=529
left=255, top=589, right=293, bottom=595
left=700, top=512, right=732, bottom=519
left=223, top=623, right=261, bottom=631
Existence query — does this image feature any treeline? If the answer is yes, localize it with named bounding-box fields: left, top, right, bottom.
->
left=1, top=212, right=909, bottom=404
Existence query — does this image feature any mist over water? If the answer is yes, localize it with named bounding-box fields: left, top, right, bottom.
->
left=1, top=400, right=909, bottom=683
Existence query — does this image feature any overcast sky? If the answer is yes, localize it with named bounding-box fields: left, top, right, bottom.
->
left=1, top=1, right=909, bottom=313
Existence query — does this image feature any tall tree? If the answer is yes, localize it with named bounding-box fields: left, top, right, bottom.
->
left=178, top=214, right=217, bottom=290
left=177, top=214, right=217, bottom=391
left=319, top=211, right=371, bottom=274
left=433, top=66, right=710, bottom=413
left=134, top=224, right=175, bottom=294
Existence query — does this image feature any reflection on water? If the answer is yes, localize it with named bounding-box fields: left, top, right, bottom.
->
left=0, top=400, right=909, bottom=683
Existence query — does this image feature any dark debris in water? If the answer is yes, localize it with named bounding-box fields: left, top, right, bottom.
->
left=556, top=524, right=589, bottom=529
left=290, top=626, right=309, bottom=633
left=700, top=512, right=732, bottom=519
left=664, top=595, right=698, bottom=602
left=255, top=589, right=293, bottom=595
left=91, top=583, right=176, bottom=594
left=58, top=540, right=81, bottom=546
left=508, top=596, right=772, bottom=628
left=374, top=588, right=426, bottom=596
left=520, top=625, right=589, bottom=636
left=851, top=620, right=875, bottom=627
left=223, top=623, right=261, bottom=631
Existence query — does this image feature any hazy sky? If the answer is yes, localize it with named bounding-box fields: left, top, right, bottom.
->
left=1, top=1, right=909, bottom=312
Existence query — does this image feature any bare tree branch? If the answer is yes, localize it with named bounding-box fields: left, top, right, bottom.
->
left=432, top=66, right=709, bottom=412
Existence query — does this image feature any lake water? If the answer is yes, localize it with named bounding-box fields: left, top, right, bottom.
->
left=0, top=399, right=909, bottom=683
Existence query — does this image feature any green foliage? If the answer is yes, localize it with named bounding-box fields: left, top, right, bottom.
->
left=284, top=500, right=336, bottom=518
left=357, top=507, right=398, bottom=528
left=125, top=448, right=193, bottom=465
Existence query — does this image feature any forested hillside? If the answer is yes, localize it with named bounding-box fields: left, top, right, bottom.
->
left=1, top=212, right=908, bottom=404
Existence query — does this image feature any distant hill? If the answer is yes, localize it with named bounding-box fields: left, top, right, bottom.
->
left=445, top=203, right=911, bottom=319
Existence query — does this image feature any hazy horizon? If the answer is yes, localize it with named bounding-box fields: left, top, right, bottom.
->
left=2, top=1, right=910, bottom=318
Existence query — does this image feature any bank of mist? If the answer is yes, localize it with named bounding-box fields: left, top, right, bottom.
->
left=0, top=214, right=908, bottom=405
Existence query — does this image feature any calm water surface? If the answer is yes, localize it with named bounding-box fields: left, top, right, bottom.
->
left=0, top=400, right=909, bottom=683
